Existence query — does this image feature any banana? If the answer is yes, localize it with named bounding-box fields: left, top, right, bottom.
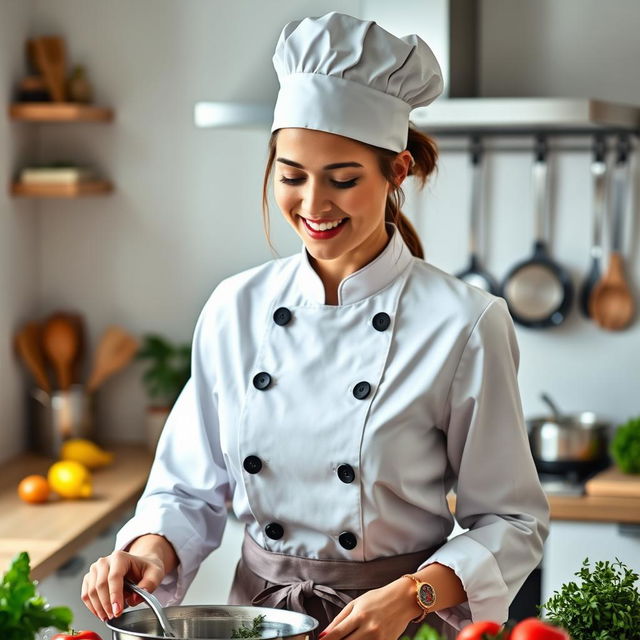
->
left=60, top=438, right=114, bottom=469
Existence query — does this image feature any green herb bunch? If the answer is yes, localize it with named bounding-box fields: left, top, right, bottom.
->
left=0, top=551, right=73, bottom=640
left=542, top=557, right=640, bottom=640
left=400, top=623, right=447, bottom=640
left=611, top=416, right=640, bottom=473
left=136, top=334, right=191, bottom=408
left=231, top=613, right=266, bottom=638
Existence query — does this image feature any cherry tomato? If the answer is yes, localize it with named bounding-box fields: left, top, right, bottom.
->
left=457, top=620, right=504, bottom=640
left=51, top=631, right=104, bottom=640
left=511, top=618, right=570, bottom=640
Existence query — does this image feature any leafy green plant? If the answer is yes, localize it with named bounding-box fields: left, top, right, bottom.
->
left=401, top=622, right=446, bottom=640
left=0, top=551, right=73, bottom=640
left=136, top=334, right=191, bottom=408
left=610, top=416, right=640, bottom=473
left=541, top=557, right=640, bottom=640
left=231, top=613, right=265, bottom=638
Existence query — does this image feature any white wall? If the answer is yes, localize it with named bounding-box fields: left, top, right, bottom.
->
left=0, top=0, right=40, bottom=462
left=2, top=0, right=640, bottom=455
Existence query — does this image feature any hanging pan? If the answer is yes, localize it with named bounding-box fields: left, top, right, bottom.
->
left=579, top=136, right=607, bottom=318
left=455, top=137, right=499, bottom=294
left=500, top=138, right=574, bottom=328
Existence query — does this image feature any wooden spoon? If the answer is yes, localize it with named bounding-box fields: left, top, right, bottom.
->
left=41, top=312, right=81, bottom=390
left=590, top=139, right=635, bottom=331
left=86, top=326, right=139, bottom=393
left=14, top=322, right=52, bottom=393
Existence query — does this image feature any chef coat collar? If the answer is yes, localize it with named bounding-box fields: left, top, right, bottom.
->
left=297, top=223, right=413, bottom=305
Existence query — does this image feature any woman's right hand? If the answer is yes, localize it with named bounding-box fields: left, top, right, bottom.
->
left=81, top=545, right=168, bottom=622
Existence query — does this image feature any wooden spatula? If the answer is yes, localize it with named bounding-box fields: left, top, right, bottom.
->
left=41, top=312, right=81, bottom=391
left=86, top=326, right=139, bottom=393
left=14, top=322, right=52, bottom=393
left=32, top=36, right=67, bottom=102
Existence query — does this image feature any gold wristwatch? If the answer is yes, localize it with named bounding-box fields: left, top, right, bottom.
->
left=402, top=574, right=437, bottom=623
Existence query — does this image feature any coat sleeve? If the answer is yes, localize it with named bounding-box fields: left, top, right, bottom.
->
left=416, top=297, right=550, bottom=629
left=114, top=290, right=232, bottom=605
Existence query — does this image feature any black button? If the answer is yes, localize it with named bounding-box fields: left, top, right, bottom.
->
left=353, top=381, right=371, bottom=400
left=273, top=307, right=292, bottom=326
left=338, top=531, right=357, bottom=550
left=253, top=372, right=272, bottom=390
left=337, top=464, right=355, bottom=484
left=265, top=522, right=284, bottom=540
left=372, top=312, right=391, bottom=331
left=243, top=455, right=262, bottom=474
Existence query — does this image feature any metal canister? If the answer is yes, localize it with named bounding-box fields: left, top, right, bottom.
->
left=30, top=384, right=94, bottom=457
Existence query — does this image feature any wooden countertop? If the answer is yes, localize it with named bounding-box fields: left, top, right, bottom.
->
left=3, top=444, right=639, bottom=582
left=0, top=444, right=153, bottom=580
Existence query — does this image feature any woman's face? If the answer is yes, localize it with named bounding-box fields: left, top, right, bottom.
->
left=274, top=128, right=407, bottom=265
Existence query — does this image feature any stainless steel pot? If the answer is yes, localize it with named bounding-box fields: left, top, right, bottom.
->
left=527, top=411, right=611, bottom=475
left=105, top=604, right=318, bottom=640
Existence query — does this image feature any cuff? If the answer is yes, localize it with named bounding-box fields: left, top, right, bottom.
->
left=114, top=511, right=204, bottom=606
left=417, top=534, right=509, bottom=629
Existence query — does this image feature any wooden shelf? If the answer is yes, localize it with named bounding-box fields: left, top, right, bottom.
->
left=9, top=102, right=114, bottom=122
left=10, top=180, right=113, bottom=198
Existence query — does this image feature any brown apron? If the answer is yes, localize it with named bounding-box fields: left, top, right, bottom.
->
left=228, top=529, right=454, bottom=640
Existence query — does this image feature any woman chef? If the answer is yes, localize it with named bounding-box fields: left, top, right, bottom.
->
left=82, top=11, right=549, bottom=640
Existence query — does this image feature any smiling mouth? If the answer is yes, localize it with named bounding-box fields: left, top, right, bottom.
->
left=298, top=216, right=348, bottom=232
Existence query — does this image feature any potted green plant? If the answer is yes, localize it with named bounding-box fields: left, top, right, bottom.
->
left=136, top=333, right=191, bottom=451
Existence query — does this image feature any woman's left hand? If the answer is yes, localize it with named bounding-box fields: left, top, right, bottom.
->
left=319, top=579, right=418, bottom=640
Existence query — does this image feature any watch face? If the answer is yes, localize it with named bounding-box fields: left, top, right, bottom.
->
left=418, top=583, right=436, bottom=608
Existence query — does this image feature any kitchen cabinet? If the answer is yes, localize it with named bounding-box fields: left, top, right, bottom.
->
left=541, top=520, right=640, bottom=608
left=8, top=102, right=114, bottom=198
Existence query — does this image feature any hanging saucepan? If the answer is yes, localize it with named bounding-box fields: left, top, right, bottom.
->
left=455, top=137, right=499, bottom=294
left=106, top=579, right=318, bottom=640
left=500, top=138, right=574, bottom=328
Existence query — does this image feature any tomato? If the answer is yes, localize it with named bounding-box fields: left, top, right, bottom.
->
left=17, top=474, right=50, bottom=504
left=457, top=620, right=504, bottom=640
left=51, top=631, right=104, bottom=640
left=511, top=618, right=569, bottom=640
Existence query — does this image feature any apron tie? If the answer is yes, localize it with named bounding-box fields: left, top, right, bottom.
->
left=251, top=579, right=353, bottom=623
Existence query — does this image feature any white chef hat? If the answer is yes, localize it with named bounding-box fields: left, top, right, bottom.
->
left=271, top=11, right=443, bottom=153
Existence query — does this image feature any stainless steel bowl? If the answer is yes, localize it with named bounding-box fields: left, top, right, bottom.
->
left=105, top=604, right=318, bottom=640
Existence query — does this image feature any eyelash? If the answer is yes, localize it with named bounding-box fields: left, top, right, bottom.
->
left=279, top=177, right=359, bottom=189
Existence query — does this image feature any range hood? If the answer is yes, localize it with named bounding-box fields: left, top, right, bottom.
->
left=194, top=1, right=640, bottom=135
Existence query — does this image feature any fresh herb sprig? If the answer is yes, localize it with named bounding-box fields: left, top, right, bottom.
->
left=0, top=551, right=73, bottom=640
left=542, top=557, right=640, bottom=640
left=231, top=613, right=266, bottom=638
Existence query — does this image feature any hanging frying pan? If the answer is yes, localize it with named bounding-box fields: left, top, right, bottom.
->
left=500, top=138, right=574, bottom=328
left=456, top=137, right=499, bottom=294
left=579, top=136, right=607, bottom=318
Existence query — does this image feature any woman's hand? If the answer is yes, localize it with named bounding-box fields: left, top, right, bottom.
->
left=81, top=534, right=178, bottom=622
left=319, top=578, right=420, bottom=640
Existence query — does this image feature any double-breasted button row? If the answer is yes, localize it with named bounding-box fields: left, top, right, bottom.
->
left=264, top=523, right=357, bottom=549
left=272, top=307, right=391, bottom=332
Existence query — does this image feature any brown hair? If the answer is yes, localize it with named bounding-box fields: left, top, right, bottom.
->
left=261, top=126, right=438, bottom=259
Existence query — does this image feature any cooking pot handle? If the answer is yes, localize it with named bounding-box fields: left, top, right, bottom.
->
left=123, top=577, right=178, bottom=638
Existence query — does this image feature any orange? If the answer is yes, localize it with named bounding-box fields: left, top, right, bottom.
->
left=17, top=474, right=50, bottom=504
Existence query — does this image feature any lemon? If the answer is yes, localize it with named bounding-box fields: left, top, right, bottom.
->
left=60, top=438, right=114, bottom=469
left=48, top=460, right=92, bottom=498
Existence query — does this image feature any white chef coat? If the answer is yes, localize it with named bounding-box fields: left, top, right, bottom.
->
left=115, top=223, right=549, bottom=630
